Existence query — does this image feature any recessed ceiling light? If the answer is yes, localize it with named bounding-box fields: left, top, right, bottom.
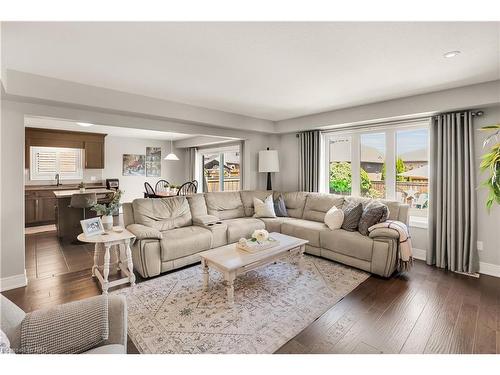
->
left=443, top=51, right=461, bottom=58
left=77, top=122, right=94, bottom=127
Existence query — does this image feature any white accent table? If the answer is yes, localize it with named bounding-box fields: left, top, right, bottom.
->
left=199, top=232, right=308, bottom=307
left=77, top=229, right=136, bottom=294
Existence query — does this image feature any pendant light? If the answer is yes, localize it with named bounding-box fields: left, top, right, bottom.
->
left=164, top=138, right=179, bottom=161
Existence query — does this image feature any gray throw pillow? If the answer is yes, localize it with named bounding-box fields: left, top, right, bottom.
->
left=341, top=201, right=363, bottom=231
left=273, top=195, right=288, bottom=217
left=358, top=201, right=389, bottom=236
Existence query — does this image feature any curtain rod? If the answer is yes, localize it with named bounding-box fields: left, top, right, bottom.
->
left=433, top=110, right=484, bottom=119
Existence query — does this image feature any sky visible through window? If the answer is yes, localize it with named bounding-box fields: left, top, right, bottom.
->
left=361, top=129, right=428, bottom=155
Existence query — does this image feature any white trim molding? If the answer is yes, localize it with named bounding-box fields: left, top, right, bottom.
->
left=412, top=248, right=500, bottom=278
left=478, top=262, right=500, bottom=278
left=0, top=270, right=28, bottom=292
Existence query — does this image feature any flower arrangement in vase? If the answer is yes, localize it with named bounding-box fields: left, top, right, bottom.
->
left=91, top=190, right=123, bottom=231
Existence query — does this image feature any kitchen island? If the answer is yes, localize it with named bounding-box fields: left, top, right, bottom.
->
left=54, top=188, right=115, bottom=241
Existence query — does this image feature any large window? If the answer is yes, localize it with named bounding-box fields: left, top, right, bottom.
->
left=325, top=122, right=429, bottom=226
left=199, top=145, right=241, bottom=192
left=30, top=146, right=83, bottom=180
left=396, top=128, right=429, bottom=225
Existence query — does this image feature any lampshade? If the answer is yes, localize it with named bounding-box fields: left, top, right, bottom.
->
left=258, top=150, right=279, bottom=173
left=164, top=139, right=179, bottom=161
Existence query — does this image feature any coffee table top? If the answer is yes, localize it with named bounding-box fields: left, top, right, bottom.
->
left=199, top=232, right=308, bottom=272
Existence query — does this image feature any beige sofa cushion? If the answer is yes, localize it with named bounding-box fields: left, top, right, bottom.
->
left=186, top=194, right=208, bottom=219
left=160, top=226, right=212, bottom=261
left=275, top=191, right=308, bottom=218
left=221, top=217, right=265, bottom=243
left=302, top=193, right=344, bottom=222
left=240, top=191, right=272, bottom=217
left=205, top=192, right=245, bottom=220
left=259, top=217, right=294, bottom=233
left=281, top=218, right=328, bottom=247
left=320, top=229, right=373, bottom=261
left=132, top=197, right=192, bottom=231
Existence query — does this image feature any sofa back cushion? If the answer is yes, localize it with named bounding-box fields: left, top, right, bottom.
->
left=205, top=192, right=245, bottom=219
left=274, top=191, right=308, bottom=218
left=132, top=197, right=192, bottom=231
left=186, top=194, right=208, bottom=219
left=302, top=193, right=345, bottom=222
left=240, top=190, right=272, bottom=217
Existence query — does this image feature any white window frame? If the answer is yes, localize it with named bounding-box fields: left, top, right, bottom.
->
left=323, top=120, right=430, bottom=227
left=30, top=146, right=84, bottom=181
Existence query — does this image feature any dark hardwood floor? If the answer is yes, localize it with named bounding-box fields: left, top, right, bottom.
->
left=2, top=230, right=499, bottom=354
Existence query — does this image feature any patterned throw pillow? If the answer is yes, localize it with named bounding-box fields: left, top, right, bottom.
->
left=341, top=201, right=363, bottom=231
left=273, top=194, right=288, bottom=217
left=358, top=201, right=389, bottom=236
left=0, top=329, right=14, bottom=354
left=253, top=195, right=277, bottom=218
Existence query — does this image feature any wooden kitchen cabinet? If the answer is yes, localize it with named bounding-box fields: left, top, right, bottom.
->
left=24, top=190, right=57, bottom=227
left=84, top=141, right=105, bottom=169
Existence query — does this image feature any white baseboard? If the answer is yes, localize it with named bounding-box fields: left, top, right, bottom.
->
left=412, top=248, right=500, bottom=278
left=412, top=248, right=427, bottom=261
left=0, top=270, right=28, bottom=292
left=478, top=262, right=500, bottom=278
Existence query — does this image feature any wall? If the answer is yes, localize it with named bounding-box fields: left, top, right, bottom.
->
left=104, top=136, right=187, bottom=204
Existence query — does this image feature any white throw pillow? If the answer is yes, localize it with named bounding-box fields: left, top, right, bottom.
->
left=253, top=195, right=276, bottom=218
left=324, top=206, right=344, bottom=230
left=0, top=329, right=14, bottom=354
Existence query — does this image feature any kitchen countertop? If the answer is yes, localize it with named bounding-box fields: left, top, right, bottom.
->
left=53, top=188, right=114, bottom=198
left=25, top=184, right=106, bottom=191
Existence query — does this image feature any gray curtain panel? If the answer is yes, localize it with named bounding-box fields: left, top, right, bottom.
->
left=298, top=130, right=321, bottom=192
left=427, top=111, right=478, bottom=273
left=187, top=147, right=197, bottom=182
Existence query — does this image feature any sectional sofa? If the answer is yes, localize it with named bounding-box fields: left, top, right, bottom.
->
left=123, top=191, right=409, bottom=279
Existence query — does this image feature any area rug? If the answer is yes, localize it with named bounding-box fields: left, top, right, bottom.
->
left=112, top=255, right=369, bottom=354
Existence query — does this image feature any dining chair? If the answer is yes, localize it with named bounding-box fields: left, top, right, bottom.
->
left=177, top=181, right=197, bottom=196
left=191, top=180, right=198, bottom=192
left=144, top=182, right=158, bottom=198
left=155, top=179, right=170, bottom=194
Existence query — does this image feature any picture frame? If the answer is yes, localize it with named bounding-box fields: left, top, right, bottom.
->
left=146, top=146, right=161, bottom=177
left=80, top=217, right=105, bottom=236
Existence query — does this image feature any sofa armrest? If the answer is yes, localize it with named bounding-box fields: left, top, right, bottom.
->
left=126, top=224, right=162, bottom=240
left=192, top=215, right=220, bottom=226
left=369, top=227, right=400, bottom=240
left=100, top=295, right=127, bottom=349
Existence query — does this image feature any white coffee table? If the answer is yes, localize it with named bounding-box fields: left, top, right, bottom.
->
left=77, top=229, right=136, bottom=294
left=199, top=232, right=308, bottom=307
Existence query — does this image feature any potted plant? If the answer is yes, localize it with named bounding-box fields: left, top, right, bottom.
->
left=480, top=124, right=500, bottom=212
left=91, top=190, right=123, bottom=231
left=170, top=184, right=179, bottom=194
left=78, top=181, right=85, bottom=193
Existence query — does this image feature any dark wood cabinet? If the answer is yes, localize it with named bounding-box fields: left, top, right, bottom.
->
left=25, top=190, right=57, bottom=227
left=84, top=141, right=105, bottom=169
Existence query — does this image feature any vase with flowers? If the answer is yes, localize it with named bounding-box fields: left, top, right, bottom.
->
left=91, top=190, right=123, bottom=231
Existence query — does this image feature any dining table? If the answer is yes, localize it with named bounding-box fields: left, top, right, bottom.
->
left=155, top=191, right=178, bottom=197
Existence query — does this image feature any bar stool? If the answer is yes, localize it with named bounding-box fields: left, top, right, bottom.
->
left=69, top=192, right=97, bottom=220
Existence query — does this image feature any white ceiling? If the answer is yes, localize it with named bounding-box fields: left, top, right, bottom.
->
left=25, top=117, right=192, bottom=140
left=4, top=22, right=500, bottom=121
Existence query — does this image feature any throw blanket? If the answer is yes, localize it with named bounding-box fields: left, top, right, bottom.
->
left=20, top=295, right=109, bottom=354
left=369, top=220, right=413, bottom=272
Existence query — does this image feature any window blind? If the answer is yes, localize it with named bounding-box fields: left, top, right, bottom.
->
left=30, top=146, right=83, bottom=180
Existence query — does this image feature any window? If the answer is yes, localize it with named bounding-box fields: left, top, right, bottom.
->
left=30, top=146, right=83, bottom=181
left=360, top=133, right=385, bottom=198
left=325, top=122, right=429, bottom=226
left=198, top=145, right=241, bottom=192
left=396, top=128, right=429, bottom=226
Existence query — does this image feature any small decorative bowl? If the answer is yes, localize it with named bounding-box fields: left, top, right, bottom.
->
left=112, top=226, right=124, bottom=233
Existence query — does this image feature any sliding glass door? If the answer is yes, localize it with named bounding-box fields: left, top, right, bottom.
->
left=200, top=146, right=241, bottom=192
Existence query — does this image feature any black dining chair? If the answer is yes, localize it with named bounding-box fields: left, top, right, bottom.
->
left=177, top=181, right=197, bottom=196
left=155, top=179, right=170, bottom=194
left=191, top=180, right=198, bottom=192
left=144, top=182, right=159, bottom=198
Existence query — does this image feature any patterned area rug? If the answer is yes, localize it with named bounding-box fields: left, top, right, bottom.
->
left=113, top=255, right=369, bottom=354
